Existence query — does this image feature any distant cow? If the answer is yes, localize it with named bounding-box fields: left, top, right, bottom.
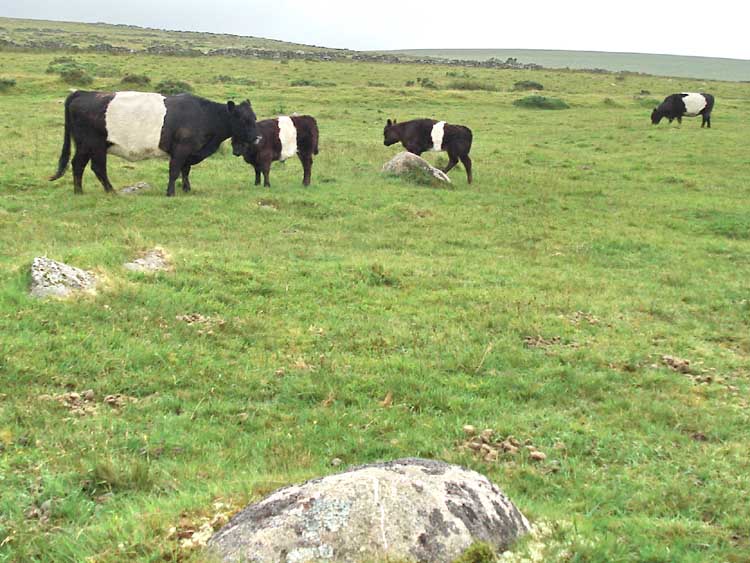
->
left=50, top=90, right=258, bottom=196
left=383, top=118, right=473, bottom=183
left=651, top=93, right=714, bottom=128
left=230, top=112, right=319, bottom=188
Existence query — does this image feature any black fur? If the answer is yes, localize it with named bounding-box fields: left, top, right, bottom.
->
left=383, top=118, right=473, bottom=183
left=50, top=90, right=257, bottom=196
left=651, top=93, right=714, bottom=128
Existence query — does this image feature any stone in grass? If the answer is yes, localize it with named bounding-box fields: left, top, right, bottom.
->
left=119, top=181, right=151, bottom=194
left=30, top=256, right=97, bottom=299
left=383, top=151, right=452, bottom=185
left=124, top=247, right=171, bottom=273
left=208, top=457, right=531, bottom=563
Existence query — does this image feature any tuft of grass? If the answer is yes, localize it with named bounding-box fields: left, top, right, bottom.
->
left=0, top=77, right=16, bottom=92
left=513, top=80, right=544, bottom=91
left=446, top=79, right=498, bottom=91
left=121, top=73, right=151, bottom=87
left=452, top=542, right=497, bottom=563
left=513, top=95, right=568, bottom=109
left=290, top=79, right=336, bottom=87
left=60, top=67, right=93, bottom=85
left=154, top=79, right=193, bottom=95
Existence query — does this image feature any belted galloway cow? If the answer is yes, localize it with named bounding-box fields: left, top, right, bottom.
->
left=49, top=90, right=258, bottom=196
left=651, top=93, right=714, bottom=128
left=383, top=118, right=473, bottom=183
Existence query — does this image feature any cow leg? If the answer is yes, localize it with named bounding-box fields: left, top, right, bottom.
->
left=166, top=151, right=189, bottom=197
left=298, top=152, right=313, bottom=186
left=71, top=150, right=90, bottom=195
left=90, top=149, right=115, bottom=193
left=677, top=116, right=682, bottom=124
left=443, top=154, right=459, bottom=174
left=460, top=155, right=473, bottom=184
left=253, top=165, right=261, bottom=186
left=181, top=164, right=191, bottom=192
left=706, top=114, right=711, bottom=128
left=261, top=160, right=271, bottom=188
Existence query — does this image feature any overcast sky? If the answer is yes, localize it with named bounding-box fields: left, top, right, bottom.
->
left=3, top=0, right=749, bottom=60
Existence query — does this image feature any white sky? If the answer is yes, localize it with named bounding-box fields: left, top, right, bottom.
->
left=3, top=0, right=749, bottom=60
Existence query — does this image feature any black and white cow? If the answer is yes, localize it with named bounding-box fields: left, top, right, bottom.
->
left=651, top=93, right=714, bottom=128
left=383, top=118, right=473, bottom=183
left=230, top=112, right=319, bottom=188
left=50, top=90, right=258, bottom=196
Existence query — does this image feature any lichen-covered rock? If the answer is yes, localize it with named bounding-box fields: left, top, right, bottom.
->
left=30, top=257, right=97, bottom=298
left=124, top=247, right=171, bottom=273
left=382, top=152, right=452, bottom=184
left=119, top=181, right=151, bottom=194
left=208, top=458, right=530, bottom=563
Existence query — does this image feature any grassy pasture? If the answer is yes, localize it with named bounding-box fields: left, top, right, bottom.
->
left=0, top=38, right=749, bottom=563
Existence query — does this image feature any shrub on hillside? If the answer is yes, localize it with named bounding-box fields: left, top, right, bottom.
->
left=45, top=56, right=78, bottom=74
left=417, top=77, right=438, bottom=90
left=155, top=79, right=193, bottom=95
left=60, top=67, right=93, bottom=86
left=290, top=79, right=335, bottom=87
left=446, top=79, right=497, bottom=92
left=513, top=95, right=569, bottom=110
left=121, top=73, right=151, bottom=87
left=513, top=80, right=544, bottom=91
left=0, top=77, right=16, bottom=92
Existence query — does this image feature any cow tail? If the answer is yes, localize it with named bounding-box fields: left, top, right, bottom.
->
left=312, top=117, right=319, bottom=155
left=49, top=92, right=77, bottom=181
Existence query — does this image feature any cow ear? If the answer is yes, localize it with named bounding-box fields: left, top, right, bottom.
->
left=394, top=118, right=397, bottom=124
left=227, top=101, right=235, bottom=113
left=386, top=119, right=392, bottom=126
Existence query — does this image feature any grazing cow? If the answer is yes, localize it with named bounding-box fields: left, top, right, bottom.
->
left=383, top=118, right=473, bottom=183
left=651, top=93, right=714, bottom=128
left=50, top=90, right=258, bottom=196
left=230, top=113, right=319, bottom=188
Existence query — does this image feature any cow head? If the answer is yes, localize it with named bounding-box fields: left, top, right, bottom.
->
left=228, top=100, right=260, bottom=156
left=650, top=106, right=666, bottom=125
left=383, top=118, right=400, bottom=146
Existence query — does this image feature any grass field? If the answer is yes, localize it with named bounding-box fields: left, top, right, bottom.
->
left=1, top=21, right=750, bottom=563
left=387, top=49, right=750, bottom=82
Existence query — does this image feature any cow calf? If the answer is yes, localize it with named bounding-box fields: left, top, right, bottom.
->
left=230, top=113, right=319, bottom=188
left=383, top=118, right=473, bottom=183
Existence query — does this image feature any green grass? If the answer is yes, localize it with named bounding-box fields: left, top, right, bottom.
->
left=1, top=25, right=750, bottom=563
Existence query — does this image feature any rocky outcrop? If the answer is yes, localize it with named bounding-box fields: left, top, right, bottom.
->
left=30, top=257, right=97, bottom=298
left=208, top=458, right=531, bottom=563
left=383, top=152, right=452, bottom=184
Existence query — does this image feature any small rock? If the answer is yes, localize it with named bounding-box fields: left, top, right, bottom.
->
left=462, top=424, right=477, bottom=436
left=82, top=389, right=95, bottom=401
left=480, top=428, right=494, bottom=443
left=382, top=151, right=452, bottom=185
left=124, top=247, right=171, bottom=273
left=30, top=257, right=97, bottom=299
left=119, top=181, right=151, bottom=194
left=330, top=457, right=343, bottom=467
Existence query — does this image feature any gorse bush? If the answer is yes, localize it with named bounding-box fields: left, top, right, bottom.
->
left=290, top=79, right=335, bottom=87
left=0, top=77, right=16, bottom=92
left=154, top=79, right=193, bottom=95
left=60, top=68, right=93, bottom=85
left=513, top=80, right=544, bottom=91
left=417, top=77, right=438, bottom=89
left=121, top=73, right=151, bottom=86
left=446, top=80, right=498, bottom=92
left=513, top=95, right=569, bottom=109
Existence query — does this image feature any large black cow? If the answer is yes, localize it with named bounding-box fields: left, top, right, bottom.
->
left=651, top=93, right=714, bottom=128
left=230, top=112, right=319, bottom=188
left=383, top=118, right=473, bottom=183
left=50, top=90, right=258, bottom=196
